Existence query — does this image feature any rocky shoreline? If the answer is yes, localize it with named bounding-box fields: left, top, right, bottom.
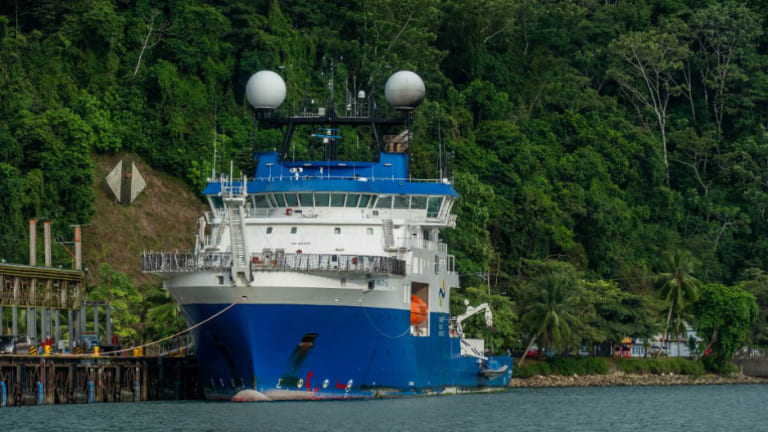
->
left=509, top=372, right=768, bottom=388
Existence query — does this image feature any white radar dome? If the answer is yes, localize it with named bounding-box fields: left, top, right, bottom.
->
left=246, top=70, right=286, bottom=110
left=385, top=71, right=425, bottom=110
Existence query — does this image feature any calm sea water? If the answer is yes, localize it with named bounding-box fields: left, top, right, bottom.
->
left=3, top=385, right=767, bottom=431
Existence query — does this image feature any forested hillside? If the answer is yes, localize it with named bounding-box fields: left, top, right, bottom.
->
left=2, top=1, right=767, bottom=366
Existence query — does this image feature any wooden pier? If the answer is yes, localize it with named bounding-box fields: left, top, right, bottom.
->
left=0, top=354, right=201, bottom=406
left=0, top=221, right=203, bottom=406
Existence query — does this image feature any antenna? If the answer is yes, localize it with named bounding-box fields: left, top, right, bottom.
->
left=212, top=124, right=217, bottom=179
left=212, top=98, right=219, bottom=180
left=328, top=58, right=335, bottom=118
left=438, top=117, right=443, bottom=179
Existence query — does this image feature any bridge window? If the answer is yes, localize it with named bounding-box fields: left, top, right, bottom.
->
left=285, top=194, right=299, bottom=207
left=274, top=194, right=286, bottom=207
left=291, top=227, right=297, bottom=234
left=367, top=228, right=374, bottom=235
left=427, top=197, right=443, bottom=218
left=315, top=193, right=330, bottom=206
left=394, top=196, right=409, bottom=209
left=266, top=227, right=273, bottom=234
left=346, top=193, right=360, bottom=207
left=376, top=196, right=392, bottom=209
left=334, top=227, right=341, bottom=235
left=331, top=193, right=346, bottom=207
left=358, top=194, right=371, bottom=207
left=299, top=193, right=313, bottom=206
left=411, top=196, right=427, bottom=209
left=253, top=195, right=270, bottom=208
left=210, top=196, right=223, bottom=209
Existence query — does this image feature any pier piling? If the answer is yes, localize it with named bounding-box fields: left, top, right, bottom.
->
left=0, top=354, right=200, bottom=406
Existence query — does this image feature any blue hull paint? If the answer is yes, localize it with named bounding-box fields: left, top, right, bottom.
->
left=181, top=303, right=512, bottom=399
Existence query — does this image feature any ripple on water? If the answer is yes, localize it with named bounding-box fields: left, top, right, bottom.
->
left=3, top=384, right=767, bottom=432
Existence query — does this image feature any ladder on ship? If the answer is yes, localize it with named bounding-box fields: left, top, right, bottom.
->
left=383, top=219, right=395, bottom=250
left=227, top=203, right=250, bottom=285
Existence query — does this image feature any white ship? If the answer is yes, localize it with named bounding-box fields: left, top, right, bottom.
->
left=142, top=69, right=512, bottom=400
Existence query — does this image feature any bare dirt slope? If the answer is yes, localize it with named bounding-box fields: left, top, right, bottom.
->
left=83, top=154, right=207, bottom=286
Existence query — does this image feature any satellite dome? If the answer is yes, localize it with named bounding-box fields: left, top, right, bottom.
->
left=385, top=71, right=425, bottom=110
left=246, top=71, right=286, bottom=110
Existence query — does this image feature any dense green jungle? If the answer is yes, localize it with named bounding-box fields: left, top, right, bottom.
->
left=2, top=0, right=768, bottom=370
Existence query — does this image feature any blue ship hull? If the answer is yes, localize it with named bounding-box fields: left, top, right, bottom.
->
left=181, top=303, right=513, bottom=400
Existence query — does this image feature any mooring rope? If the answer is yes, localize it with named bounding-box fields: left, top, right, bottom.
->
left=73, top=295, right=248, bottom=357
left=361, top=304, right=411, bottom=339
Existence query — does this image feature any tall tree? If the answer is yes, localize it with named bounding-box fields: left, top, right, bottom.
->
left=517, top=261, right=583, bottom=367
left=695, top=283, right=758, bottom=371
left=688, top=2, right=761, bottom=134
left=736, top=268, right=768, bottom=347
left=656, top=249, right=701, bottom=351
left=608, top=30, right=690, bottom=184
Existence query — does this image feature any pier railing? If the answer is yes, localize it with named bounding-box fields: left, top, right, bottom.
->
left=142, top=252, right=406, bottom=276
left=0, top=263, right=86, bottom=309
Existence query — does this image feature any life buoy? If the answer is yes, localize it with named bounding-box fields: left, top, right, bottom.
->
left=286, top=208, right=293, bottom=216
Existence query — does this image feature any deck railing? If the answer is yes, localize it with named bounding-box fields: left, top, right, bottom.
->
left=253, top=253, right=405, bottom=276
left=141, top=251, right=406, bottom=276
left=141, top=252, right=232, bottom=272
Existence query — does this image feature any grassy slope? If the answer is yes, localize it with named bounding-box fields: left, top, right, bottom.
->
left=83, top=153, right=207, bottom=287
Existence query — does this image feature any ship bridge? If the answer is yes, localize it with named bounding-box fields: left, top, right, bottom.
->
left=202, top=152, right=458, bottom=227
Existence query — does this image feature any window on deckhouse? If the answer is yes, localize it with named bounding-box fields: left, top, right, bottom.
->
left=427, top=197, right=443, bottom=218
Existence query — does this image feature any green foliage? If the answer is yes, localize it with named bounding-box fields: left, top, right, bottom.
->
left=616, top=358, right=705, bottom=376
left=695, top=283, right=758, bottom=371
left=514, top=361, right=552, bottom=379
left=547, top=357, right=610, bottom=376
left=656, top=249, right=701, bottom=343
left=738, top=269, right=768, bottom=346
left=2, top=0, right=768, bottom=348
left=517, top=261, right=585, bottom=366
left=516, top=357, right=610, bottom=378
left=142, top=286, right=186, bottom=342
left=581, top=279, right=659, bottom=344
left=88, top=264, right=142, bottom=342
left=451, top=286, right=517, bottom=354
left=442, top=172, right=495, bottom=276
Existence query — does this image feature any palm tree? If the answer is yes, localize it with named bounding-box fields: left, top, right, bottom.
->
left=517, top=267, right=582, bottom=368
left=656, top=249, right=701, bottom=355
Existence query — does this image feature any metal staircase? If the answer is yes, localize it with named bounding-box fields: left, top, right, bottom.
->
left=230, top=207, right=246, bottom=262
left=383, top=219, right=395, bottom=250
left=218, top=175, right=250, bottom=285
left=228, top=204, right=249, bottom=285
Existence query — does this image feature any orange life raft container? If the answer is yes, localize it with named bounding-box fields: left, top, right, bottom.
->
left=410, top=295, right=427, bottom=325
